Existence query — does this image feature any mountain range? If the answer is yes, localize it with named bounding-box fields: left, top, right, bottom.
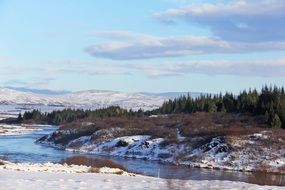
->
left=0, top=87, right=203, bottom=111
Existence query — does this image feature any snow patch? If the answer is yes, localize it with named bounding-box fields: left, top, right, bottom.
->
left=0, top=163, right=284, bottom=190
left=0, top=160, right=131, bottom=176
left=66, top=135, right=177, bottom=162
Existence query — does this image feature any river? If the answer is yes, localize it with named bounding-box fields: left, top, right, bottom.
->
left=0, top=125, right=284, bottom=186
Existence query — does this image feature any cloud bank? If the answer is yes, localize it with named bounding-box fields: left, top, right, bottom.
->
left=132, top=57, right=285, bottom=78
left=85, top=31, right=285, bottom=60
left=85, top=1, right=285, bottom=60
left=1, top=56, right=285, bottom=81
left=155, top=0, right=285, bottom=42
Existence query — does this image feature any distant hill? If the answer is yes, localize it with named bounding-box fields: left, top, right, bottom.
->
left=0, top=87, right=206, bottom=112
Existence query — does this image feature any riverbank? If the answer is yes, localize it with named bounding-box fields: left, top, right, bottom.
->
left=2, top=114, right=285, bottom=187
left=0, top=162, right=283, bottom=190
left=37, top=113, right=285, bottom=174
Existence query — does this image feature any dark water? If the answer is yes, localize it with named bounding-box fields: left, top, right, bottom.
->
left=0, top=125, right=284, bottom=186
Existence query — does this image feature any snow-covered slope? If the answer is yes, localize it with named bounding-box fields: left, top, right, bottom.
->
left=0, top=88, right=63, bottom=106
left=59, top=90, right=174, bottom=110
left=0, top=88, right=188, bottom=111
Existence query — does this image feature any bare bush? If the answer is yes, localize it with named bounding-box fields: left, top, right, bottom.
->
left=60, top=156, right=127, bottom=171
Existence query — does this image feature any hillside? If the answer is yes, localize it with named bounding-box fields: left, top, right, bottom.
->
left=0, top=88, right=165, bottom=110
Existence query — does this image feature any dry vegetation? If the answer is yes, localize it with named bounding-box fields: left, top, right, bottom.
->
left=60, top=156, right=127, bottom=174
left=177, top=112, right=268, bottom=138
left=47, top=112, right=276, bottom=146
left=49, top=116, right=178, bottom=145
left=0, top=156, right=7, bottom=166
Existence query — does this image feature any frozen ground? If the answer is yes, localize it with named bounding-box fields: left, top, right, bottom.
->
left=0, top=161, right=283, bottom=190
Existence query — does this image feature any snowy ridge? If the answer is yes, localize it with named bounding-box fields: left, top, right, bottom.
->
left=60, top=90, right=169, bottom=110
left=0, top=88, right=62, bottom=106
left=0, top=88, right=188, bottom=111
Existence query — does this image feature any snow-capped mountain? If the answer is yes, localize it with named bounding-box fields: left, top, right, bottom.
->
left=0, top=87, right=204, bottom=119
left=58, top=90, right=169, bottom=110
left=0, top=88, right=169, bottom=111
left=0, top=88, right=63, bottom=106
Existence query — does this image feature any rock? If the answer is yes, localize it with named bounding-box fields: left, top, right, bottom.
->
left=116, top=140, right=129, bottom=147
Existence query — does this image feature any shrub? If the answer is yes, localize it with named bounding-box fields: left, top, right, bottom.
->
left=272, top=114, right=282, bottom=128
left=60, top=156, right=127, bottom=171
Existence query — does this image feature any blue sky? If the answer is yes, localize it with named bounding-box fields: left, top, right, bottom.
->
left=0, top=0, right=285, bottom=93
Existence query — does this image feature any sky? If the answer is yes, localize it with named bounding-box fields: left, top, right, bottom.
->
left=0, top=0, right=285, bottom=94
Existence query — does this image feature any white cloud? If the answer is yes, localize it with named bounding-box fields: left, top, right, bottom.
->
left=44, top=57, right=285, bottom=78
left=85, top=31, right=285, bottom=60
left=0, top=60, right=129, bottom=76
left=85, top=1, right=285, bottom=60
left=130, top=57, right=285, bottom=78
left=155, top=0, right=285, bottom=42
left=2, top=56, right=285, bottom=80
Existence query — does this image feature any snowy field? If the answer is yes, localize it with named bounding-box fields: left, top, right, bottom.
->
left=0, top=163, right=283, bottom=190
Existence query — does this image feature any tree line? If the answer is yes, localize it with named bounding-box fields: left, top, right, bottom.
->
left=156, top=85, right=285, bottom=128
left=19, top=85, right=285, bottom=128
left=20, top=106, right=144, bottom=125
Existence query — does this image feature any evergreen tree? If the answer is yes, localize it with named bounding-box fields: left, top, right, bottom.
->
left=271, top=114, right=282, bottom=128
left=156, top=85, right=285, bottom=129
left=17, top=113, right=23, bottom=122
left=20, top=85, right=285, bottom=129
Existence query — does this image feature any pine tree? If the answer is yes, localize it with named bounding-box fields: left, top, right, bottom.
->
left=271, top=114, right=282, bottom=128
left=17, top=112, right=23, bottom=122
left=265, top=111, right=270, bottom=123
left=208, top=102, right=217, bottom=113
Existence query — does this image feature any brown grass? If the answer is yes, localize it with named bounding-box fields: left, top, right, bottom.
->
left=178, top=112, right=267, bottom=137
left=60, top=156, right=127, bottom=171
left=53, top=112, right=282, bottom=149
left=0, top=156, right=7, bottom=165
left=55, top=116, right=178, bottom=145
left=67, top=113, right=267, bottom=137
